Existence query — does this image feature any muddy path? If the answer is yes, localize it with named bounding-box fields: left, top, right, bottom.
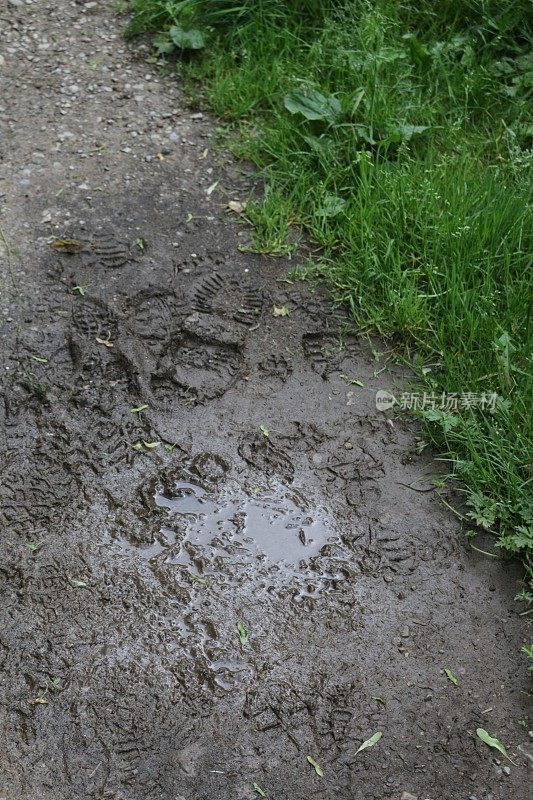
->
left=0, top=3, right=530, bottom=799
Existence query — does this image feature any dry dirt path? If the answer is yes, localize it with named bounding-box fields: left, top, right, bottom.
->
left=0, top=2, right=530, bottom=799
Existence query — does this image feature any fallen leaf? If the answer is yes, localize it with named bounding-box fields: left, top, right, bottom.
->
left=49, top=238, right=85, bottom=253
left=72, top=285, right=86, bottom=296
left=272, top=305, right=290, bottom=317
left=157, top=153, right=165, bottom=161
left=340, top=373, right=364, bottom=387
left=70, top=579, right=87, bottom=588
left=163, top=443, right=175, bottom=453
left=26, top=542, right=41, bottom=552
left=306, top=755, right=323, bottom=777
left=130, top=404, right=148, bottom=413
left=355, top=731, right=382, bottom=755
left=191, top=574, right=211, bottom=588
left=371, top=695, right=386, bottom=705
left=95, top=336, right=113, bottom=348
left=31, top=355, right=48, bottom=363
left=227, top=200, right=244, bottom=214
left=476, top=728, right=517, bottom=765
left=206, top=180, right=219, bottom=196
left=30, top=697, right=49, bottom=705
left=259, top=424, right=270, bottom=438
left=252, top=782, right=266, bottom=797
left=237, top=621, right=248, bottom=646
left=131, top=442, right=143, bottom=451
left=443, top=668, right=458, bottom=686
left=142, top=441, right=160, bottom=449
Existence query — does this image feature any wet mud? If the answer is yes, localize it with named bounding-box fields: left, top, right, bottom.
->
left=0, top=2, right=530, bottom=799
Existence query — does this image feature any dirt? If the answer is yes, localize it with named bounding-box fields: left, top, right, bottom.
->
left=0, top=2, right=531, bottom=799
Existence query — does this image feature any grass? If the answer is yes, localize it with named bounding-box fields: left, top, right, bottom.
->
left=125, top=0, right=533, bottom=587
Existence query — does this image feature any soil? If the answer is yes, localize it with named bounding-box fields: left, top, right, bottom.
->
left=0, top=2, right=531, bottom=799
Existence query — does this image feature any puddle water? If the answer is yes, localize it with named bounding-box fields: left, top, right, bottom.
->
left=105, top=479, right=343, bottom=692
left=154, top=480, right=335, bottom=566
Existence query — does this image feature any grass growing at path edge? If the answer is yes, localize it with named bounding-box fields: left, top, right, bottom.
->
left=126, top=1, right=533, bottom=591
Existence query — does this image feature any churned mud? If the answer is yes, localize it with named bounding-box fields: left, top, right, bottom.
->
left=0, top=2, right=530, bottom=799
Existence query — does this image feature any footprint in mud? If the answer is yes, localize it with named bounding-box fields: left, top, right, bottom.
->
left=173, top=249, right=226, bottom=278
left=124, top=289, right=186, bottom=351
left=0, top=453, right=83, bottom=538
left=244, top=679, right=311, bottom=749
left=51, top=230, right=136, bottom=273
left=312, top=444, right=385, bottom=507
left=301, top=332, right=342, bottom=377
left=155, top=331, right=243, bottom=403
left=183, top=616, right=253, bottom=695
left=238, top=433, right=294, bottom=483
left=150, top=374, right=198, bottom=407
left=71, top=296, right=118, bottom=340
left=302, top=332, right=364, bottom=378
left=193, top=271, right=264, bottom=325
left=279, top=288, right=349, bottom=332
left=257, top=354, right=293, bottom=383
left=347, top=521, right=418, bottom=577
left=189, top=451, right=230, bottom=487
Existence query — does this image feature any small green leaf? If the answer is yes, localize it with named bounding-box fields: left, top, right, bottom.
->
left=72, top=285, right=86, bottom=295
left=476, top=728, right=517, bottom=765
left=31, top=355, right=48, bottom=363
left=259, top=424, right=270, bottom=438
left=130, top=404, right=148, bottom=413
left=131, top=441, right=143, bottom=451
left=317, top=194, right=346, bottom=218
left=153, top=34, right=175, bottom=56
left=371, top=695, right=386, bottom=705
left=443, top=668, right=458, bottom=686
left=32, top=697, right=48, bottom=705
left=169, top=24, right=205, bottom=50
left=191, top=574, right=211, bottom=588
left=252, top=783, right=266, bottom=797
left=70, top=579, right=87, bottom=588
left=26, top=542, right=41, bottom=552
left=163, top=443, right=175, bottom=453
left=237, top=621, right=248, bottom=646
left=272, top=305, right=290, bottom=317
left=284, top=89, right=341, bottom=124
left=48, top=677, right=62, bottom=691
left=142, top=441, right=160, bottom=449
left=306, top=755, right=323, bottom=777
left=355, top=731, right=382, bottom=754
left=135, top=237, right=147, bottom=251
left=340, top=374, right=364, bottom=387
left=386, top=124, right=430, bottom=143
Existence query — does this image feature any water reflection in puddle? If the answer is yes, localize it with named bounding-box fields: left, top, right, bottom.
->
left=154, top=480, right=334, bottom=566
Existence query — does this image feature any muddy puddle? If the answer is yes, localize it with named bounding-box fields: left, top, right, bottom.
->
left=109, top=474, right=336, bottom=580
